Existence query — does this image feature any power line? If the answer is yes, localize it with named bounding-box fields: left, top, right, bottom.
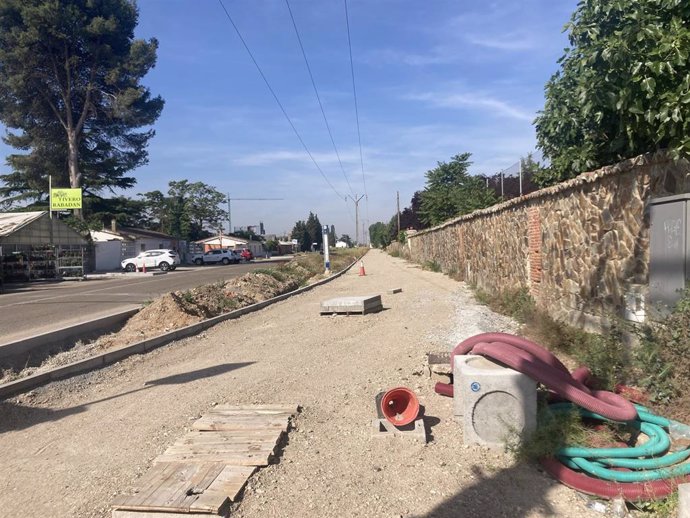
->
left=217, top=0, right=344, bottom=201
left=284, top=0, right=356, bottom=199
left=344, top=0, right=370, bottom=242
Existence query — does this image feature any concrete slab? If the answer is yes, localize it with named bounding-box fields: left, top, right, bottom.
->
left=679, top=483, right=690, bottom=518
left=370, top=418, right=426, bottom=442
left=320, top=295, right=383, bottom=315
left=387, top=288, right=403, bottom=294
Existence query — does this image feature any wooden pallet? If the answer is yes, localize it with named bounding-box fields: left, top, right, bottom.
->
left=112, top=404, right=298, bottom=518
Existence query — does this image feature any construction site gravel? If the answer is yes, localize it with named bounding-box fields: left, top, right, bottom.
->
left=0, top=250, right=602, bottom=518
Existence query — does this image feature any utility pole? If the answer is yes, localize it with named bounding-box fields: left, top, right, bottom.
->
left=519, top=159, right=523, bottom=196
left=396, top=191, right=401, bottom=235
left=226, top=194, right=283, bottom=234
left=348, top=194, right=365, bottom=245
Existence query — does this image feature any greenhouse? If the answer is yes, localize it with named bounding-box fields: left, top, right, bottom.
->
left=0, top=211, right=88, bottom=282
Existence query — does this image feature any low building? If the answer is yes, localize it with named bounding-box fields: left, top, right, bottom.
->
left=195, top=234, right=264, bottom=259
left=0, top=211, right=88, bottom=281
left=89, top=222, right=182, bottom=271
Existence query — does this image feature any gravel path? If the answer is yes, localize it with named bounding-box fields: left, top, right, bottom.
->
left=0, top=250, right=600, bottom=518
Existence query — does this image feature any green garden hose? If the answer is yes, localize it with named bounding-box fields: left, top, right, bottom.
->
left=550, top=403, right=690, bottom=483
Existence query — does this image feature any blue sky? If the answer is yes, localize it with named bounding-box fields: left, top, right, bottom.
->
left=0, top=0, right=578, bottom=240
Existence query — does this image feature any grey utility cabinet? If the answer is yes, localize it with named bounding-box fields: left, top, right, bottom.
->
left=649, top=194, right=690, bottom=311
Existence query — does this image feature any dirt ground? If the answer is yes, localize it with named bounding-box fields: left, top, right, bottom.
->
left=0, top=250, right=603, bottom=518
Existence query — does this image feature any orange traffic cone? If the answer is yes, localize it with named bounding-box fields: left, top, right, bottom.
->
left=358, top=260, right=366, bottom=276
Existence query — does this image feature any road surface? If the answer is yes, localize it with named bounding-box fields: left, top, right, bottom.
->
left=0, top=261, right=278, bottom=345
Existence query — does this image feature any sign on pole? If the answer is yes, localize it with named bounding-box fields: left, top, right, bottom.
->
left=50, top=188, right=82, bottom=210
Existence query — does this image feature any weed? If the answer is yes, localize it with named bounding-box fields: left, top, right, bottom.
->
left=180, top=290, right=195, bottom=304
left=422, top=260, right=442, bottom=272
left=631, top=492, right=678, bottom=517
left=253, top=268, right=286, bottom=282
left=509, top=403, right=587, bottom=462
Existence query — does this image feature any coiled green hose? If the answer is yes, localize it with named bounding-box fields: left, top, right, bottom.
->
left=550, top=403, right=690, bottom=483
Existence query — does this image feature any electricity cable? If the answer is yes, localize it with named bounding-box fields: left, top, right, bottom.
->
left=284, top=0, right=356, bottom=199
left=344, top=0, right=370, bottom=242
left=217, top=0, right=344, bottom=200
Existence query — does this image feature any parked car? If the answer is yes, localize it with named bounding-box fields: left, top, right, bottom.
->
left=121, top=249, right=180, bottom=272
left=238, top=248, right=253, bottom=262
left=191, top=249, right=240, bottom=265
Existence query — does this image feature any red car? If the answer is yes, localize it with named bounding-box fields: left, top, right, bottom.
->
left=239, top=248, right=253, bottom=261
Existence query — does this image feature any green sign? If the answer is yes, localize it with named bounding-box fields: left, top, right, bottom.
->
left=50, top=188, right=82, bottom=210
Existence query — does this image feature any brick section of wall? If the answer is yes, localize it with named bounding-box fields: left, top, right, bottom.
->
left=407, top=152, right=690, bottom=330
left=527, top=207, right=542, bottom=298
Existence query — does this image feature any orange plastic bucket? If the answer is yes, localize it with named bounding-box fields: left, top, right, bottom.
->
left=380, top=387, right=420, bottom=426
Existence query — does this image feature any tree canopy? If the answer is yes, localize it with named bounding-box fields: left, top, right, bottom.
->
left=535, top=0, right=690, bottom=185
left=0, top=0, right=164, bottom=210
left=419, top=153, right=496, bottom=226
left=141, top=180, right=227, bottom=241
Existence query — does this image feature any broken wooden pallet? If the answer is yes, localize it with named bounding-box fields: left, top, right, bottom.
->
left=111, top=404, right=298, bottom=518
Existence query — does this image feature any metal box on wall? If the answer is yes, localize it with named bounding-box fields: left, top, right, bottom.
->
left=649, top=194, right=690, bottom=311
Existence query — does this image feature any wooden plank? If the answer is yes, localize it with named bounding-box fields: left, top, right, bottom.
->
left=165, top=462, right=224, bottom=512
left=113, top=463, right=230, bottom=514
left=192, top=417, right=288, bottom=432
left=211, top=404, right=298, bottom=412
left=193, top=465, right=256, bottom=508
left=164, top=443, right=275, bottom=455
left=176, top=432, right=282, bottom=444
left=113, top=511, right=219, bottom=518
left=154, top=451, right=273, bottom=465
left=113, top=462, right=186, bottom=509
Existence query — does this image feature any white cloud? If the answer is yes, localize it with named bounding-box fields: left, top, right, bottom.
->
left=465, top=32, right=536, bottom=52
left=404, top=91, right=535, bottom=122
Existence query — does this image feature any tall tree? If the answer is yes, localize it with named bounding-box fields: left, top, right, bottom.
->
left=368, top=221, right=391, bottom=248
left=141, top=181, right=227, bottom=241
left=419, top=153, right=496, bottom=226
left=0, top=0, right=164, bottom=212
left=305, top=212, right=322, bottom=250
left=535, top=0, right=690, bottom=185
left=290, top=220, right=309, bottom=252
left=328, top=225, right=336, bottom=247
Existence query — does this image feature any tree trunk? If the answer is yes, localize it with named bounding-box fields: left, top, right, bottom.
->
left=67, top=128, right=83, bottom=219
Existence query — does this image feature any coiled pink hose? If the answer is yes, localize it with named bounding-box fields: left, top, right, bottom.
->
left=434, top=332, right=637, bottom=422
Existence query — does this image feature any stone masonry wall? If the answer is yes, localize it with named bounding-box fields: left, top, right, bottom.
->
left=407, top=152, right=690, bottom=330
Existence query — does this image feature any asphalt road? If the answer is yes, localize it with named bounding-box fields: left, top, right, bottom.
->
left=0, top=261, right=279, bottom=345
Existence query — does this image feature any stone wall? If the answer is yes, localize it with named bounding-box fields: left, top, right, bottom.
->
left=407, top=152, right=690, bottom=330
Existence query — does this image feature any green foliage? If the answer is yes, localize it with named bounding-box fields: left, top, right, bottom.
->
left=291, top=220, right=310, bottom=252
left=305, top=212, right=323, bottom=249
left=328, top=225, right=336, bottom=247
left=422, top=260, right=441, bottom=272
left=0, top=0, right=164, bottom=205
left=141, top=180, right=227, bottom=240
left=419, top=153, right=497, bottom=226
left=509, top=404, right=587, bottom=462
left=631, top=492, right=678, bottom=517
left=535, top=0, right=690, bottom=185
left=635, top=288, right=690, bottom=403
left=368, top=221, right=391, bottom=248
left=473, top=287, right=626, bottom=390
left=339, top=234, right=353, bottom=247
left=252, top=268, right=286, bottom=282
